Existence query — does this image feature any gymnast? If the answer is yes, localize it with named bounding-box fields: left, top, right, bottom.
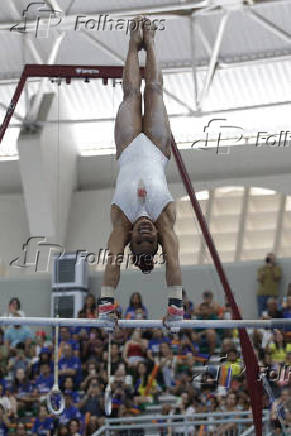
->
left=98, top=17, right=183, bottom=322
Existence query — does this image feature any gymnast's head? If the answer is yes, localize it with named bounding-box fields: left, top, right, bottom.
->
left=129, top=216, right=158, bottom=273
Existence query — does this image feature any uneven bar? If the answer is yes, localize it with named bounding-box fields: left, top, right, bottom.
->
left=0, top=317, right=289, bottom=329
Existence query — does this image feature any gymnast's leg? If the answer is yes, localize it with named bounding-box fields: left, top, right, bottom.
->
left=143, top=19, right=172, bottom=159
left=114, top=18, right=143, bottom=160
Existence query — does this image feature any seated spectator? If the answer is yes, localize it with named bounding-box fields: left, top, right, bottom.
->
left=266, top=330, right=287, bottom=363
left=200, top=290, right=220, bottom=316
left=8, top=345, right=30, bottom=379
left=83, top=330, right=105, bottom=362
left=157, top=343, right=175, bottom=390
left=33, top=363, right=54, bottom=396
left=282, top=296, right=291, bottom=317
left=182, top=289, right=194, bottom=319
left=4, top=313, right=33, bottom=354
left=78, top=294, right=97, bottom=319
left=57, top=424, right=69, bottom=436
left=12, top=368, right=33, bottom=415
left=195, top=303, right=218, bottom=355
left=0, top=404, right=9, bottom=436
left=257, top=253, right=281, bottom=317
left=124, top=293, right=148, bottom=320
left=58, top=344, right=82, bottom=387
left=147, top=330, right=170, bottom=359
left=217, top=392, right=239, bottom=435
left=59, top=394, right=82, bottom=426
left=133, top=362, right=158, bottom=406
left=223, top=348, right=244, bottom=378
left=265, top=297, right=282, bottom=319
left=32, top=405, right=54, bottom=436
left=123, top=330, right=147, bottom=368
left=68, top=418, right=81, bottom=436
left=31, top=350, right=53, bottom=379
left=0, top=383, right=16, bottom=416
left=79, top=380, right=103, bottom=418
left=271, top=388, right=289, bottom=433
left=15, top=421, right=27, bottom=436
left=3, top=298, right=25, bottom=318
left=62, top=377, right=81, bottom=405
left=282, top=296, right=291, bottom=335
left=0, top=331, right=8, bottom=377
left=59, top=327, right=80, bottom=356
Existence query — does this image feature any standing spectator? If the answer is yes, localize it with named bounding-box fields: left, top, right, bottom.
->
left=125, top=293, right=148, bottom=320
left=257, top=253, right=281, bottom=317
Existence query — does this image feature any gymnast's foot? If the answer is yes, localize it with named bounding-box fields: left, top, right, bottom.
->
left=143, top=18, right=157, bottom=49
left=129, top=16, right=144, bottom=51
left=166, top=298, right=183, bottom=323
left=98, top=297, right=116, bottom=323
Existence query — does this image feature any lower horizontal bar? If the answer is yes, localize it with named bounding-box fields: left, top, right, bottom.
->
left=0, top=317, right=290, bottom=329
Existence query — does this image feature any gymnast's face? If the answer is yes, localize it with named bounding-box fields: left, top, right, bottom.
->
left=131, top=216, right=158, bottom=255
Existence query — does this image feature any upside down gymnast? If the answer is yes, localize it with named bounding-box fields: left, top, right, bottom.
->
left=98, top=17, right=183, bottom=322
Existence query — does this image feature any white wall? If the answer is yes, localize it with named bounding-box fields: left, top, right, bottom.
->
left=0, top=258, right=290, bottom=321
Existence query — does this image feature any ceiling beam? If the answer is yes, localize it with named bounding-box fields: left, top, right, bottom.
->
left=199, top=11, right=230, bottom=107
left=248, top=9, right=291, bottom=44
left=27, top=32, right=66, bottom=121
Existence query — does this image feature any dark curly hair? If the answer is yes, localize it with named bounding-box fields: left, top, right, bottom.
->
left=128, top=242, right=158, bottom=274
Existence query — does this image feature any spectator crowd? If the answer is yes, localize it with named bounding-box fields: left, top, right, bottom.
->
left=0, top=252, right=290, bottom=435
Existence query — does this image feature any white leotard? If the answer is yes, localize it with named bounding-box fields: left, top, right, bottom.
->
left=112, top=133, right=173, bottom=223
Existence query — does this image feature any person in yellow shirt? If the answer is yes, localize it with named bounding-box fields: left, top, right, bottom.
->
left=257, top=253, right=281, bottom=317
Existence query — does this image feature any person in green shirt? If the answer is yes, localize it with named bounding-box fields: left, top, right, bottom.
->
left=257, top=253, right=281, bottom=317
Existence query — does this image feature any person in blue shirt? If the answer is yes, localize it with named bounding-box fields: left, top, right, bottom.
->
left=0, top=405, right=9, bottom=436
left=58, top=394, right=82, bottom=426
left=58, top=345, right=82, bottom=387
left=32, top=405, right=54, bottom=436
left=4, top=313, right=34, bottom=353
left=62, top=377, right=81, bottom=406
left=124, top=292, right=148, bottom=320
left=33, top=363, right=54, bottom=395
left=147, top=329, right=170, bottom=359
left=59, top=328, right=80, bottom=355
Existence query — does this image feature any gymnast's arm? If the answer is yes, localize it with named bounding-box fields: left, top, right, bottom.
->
left=156, top=202, right=182, bottom=286
left=103, top=205, right=131, bottom=288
